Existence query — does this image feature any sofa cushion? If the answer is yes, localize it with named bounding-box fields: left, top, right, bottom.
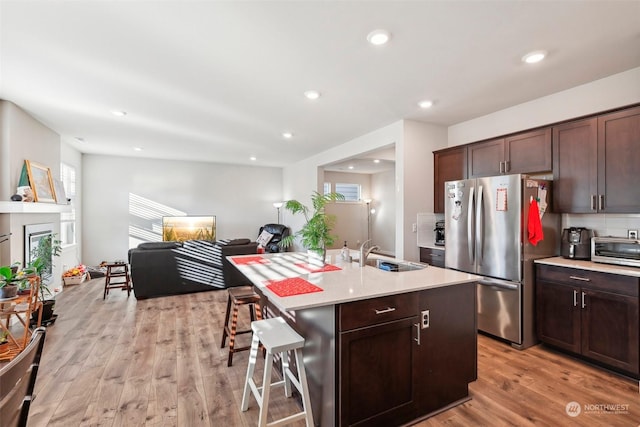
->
left=218, top=238, right=251, bottom=246
left=138, top=241, right=182, bottom=250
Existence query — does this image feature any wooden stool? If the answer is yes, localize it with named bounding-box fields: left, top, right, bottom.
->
left=241, top=317, right=314, bottom=427
left=103, top=263, right=132, bottom=299
left=220, top=286, right=262, bottom=367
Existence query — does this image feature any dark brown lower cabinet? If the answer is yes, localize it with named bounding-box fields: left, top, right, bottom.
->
left=340, top=316, right=419, bottom=427
left=417, top=282, right=477, bottom=415
left=536, top=264, right=639, bottom=377
left=338, top=284, right=477, bottom=426
left=419, top=247, right=445, bottom=268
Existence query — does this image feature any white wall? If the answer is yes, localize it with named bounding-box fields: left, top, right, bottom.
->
left=323, top=171, right=371, bottom=250
left=371, top=169, right=396, bottom=255
left=398, top=120, right=448, bottom=261
left=283, top=121, right=403, bottom=252
left=448, top=67, right=640, bottom=147
left=59, top=140, right=83, bottom=273
left=82, top=154, right=283, bottom=265
left=0, top=101, right=60, bottom=200
left=0, top=101, right=64, bottom=287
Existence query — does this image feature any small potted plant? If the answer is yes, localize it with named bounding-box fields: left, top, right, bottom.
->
left=0, top=330, right=9, bottom=354
left=279, top=191, right=345, bottom=262
left=0, top=264, right=23, bottom=299
left=28, top=234, right=62, bottom=323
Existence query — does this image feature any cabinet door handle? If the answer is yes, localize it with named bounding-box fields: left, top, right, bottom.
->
left=569, top=275, right=590, bottom=282
left=414, top=323, right=421, bottom=345
left=374, top=307, right=396, bottom=315
left=581, top=291, right=586, bottom=309
left=598, top=194, right=604, bottom=211
left=505, top=161, right=510, bottom=172
left=499, top=161, right=504, bottom=174
left=573, top=290, right=578, bottom=307
left=591, top=195, right=597, bottom=211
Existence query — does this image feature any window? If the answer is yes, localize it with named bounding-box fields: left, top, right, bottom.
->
left=335, top=183, right=361, bottom=201
left=60, top=163, right=76, bottom=246
left=323, top=182, right=331, bottom=195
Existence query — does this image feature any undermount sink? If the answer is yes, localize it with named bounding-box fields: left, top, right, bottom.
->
left=365, top=258, right=426, bottom=272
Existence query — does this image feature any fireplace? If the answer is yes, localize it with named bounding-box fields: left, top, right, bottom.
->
left=24, top=223, right=54, bottom=285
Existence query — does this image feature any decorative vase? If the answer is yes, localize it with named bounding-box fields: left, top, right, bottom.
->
left=307, top=248, right=326, bottom=266
left=0, top=284, right=18, bottom=299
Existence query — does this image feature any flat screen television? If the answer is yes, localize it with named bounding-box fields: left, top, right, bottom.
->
left=162, top=216, right=216, bottom=242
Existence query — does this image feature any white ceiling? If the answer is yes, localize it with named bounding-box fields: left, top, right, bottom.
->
left=1, top=1, right=639, bottom=168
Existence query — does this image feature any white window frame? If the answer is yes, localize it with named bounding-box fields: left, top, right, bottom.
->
left=60, top=163, right=77, bottom=247
left=334, top=183, right=361, bottom=201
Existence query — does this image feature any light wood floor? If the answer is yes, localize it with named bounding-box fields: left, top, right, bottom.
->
left=25, top=278, right=640, bottom=427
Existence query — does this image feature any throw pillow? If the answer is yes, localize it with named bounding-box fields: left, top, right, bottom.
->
left=256, top=230, right=274, bottom=247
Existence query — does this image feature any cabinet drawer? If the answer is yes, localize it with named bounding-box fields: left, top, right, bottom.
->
left=339, top=292, right=418, bottom=331
left=420, top=247, right=445, bottom=268
left=537, top=264, right=639, bottom=296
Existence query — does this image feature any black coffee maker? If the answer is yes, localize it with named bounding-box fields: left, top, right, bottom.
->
left=434, top=221, right=445, bottom=246
left=561, top=227, right=594, bottom=260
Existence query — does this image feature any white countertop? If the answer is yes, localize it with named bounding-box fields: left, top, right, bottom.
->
left=535, top=256, right=640, bottom=278
left=228, top=250, right=479, bottom=312
left=418, top=245, right=445, bottom=251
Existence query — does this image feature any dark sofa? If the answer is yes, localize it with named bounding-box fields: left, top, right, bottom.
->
left=128, top=239, right=258, bottom=299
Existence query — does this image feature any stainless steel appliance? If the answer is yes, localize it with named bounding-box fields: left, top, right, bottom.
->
left=591, top=237, right=640, bottom=268
left=444, top=174, right=560, bottom=349
left=434, top=221, right=445, bottom=246
left=561, top=227, right=594, bottom=260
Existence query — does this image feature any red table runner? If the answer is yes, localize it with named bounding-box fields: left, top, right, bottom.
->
left=265, top=277, right=323, bottom=297
left=294, top=263, right=342, bottom=273
left=231, top=256, right=269, bottom=265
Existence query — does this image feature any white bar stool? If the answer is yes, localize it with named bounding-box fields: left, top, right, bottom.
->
left=241, top=317, right=314, bottom=427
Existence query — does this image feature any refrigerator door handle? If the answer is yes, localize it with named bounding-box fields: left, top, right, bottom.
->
left=476, top=185, right=484, bottom=266
left=478, top=278, right=519, bottom=290
left=468, top=186, right=475, bottom=262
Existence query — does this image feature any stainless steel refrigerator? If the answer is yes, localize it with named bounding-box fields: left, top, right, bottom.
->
left=444, top=174, right=559, bottom=349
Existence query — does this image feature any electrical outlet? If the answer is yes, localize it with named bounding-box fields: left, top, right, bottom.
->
left=412, top=223, right=417, bottom=232
left=629, top=229, right=638, bottom=240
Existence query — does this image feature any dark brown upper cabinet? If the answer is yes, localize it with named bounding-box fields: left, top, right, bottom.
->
left=553, top=106, right=640, bottom=213
left=433, top=146, right=467, bottom=213
left=467, top=128, right=552, bottom=178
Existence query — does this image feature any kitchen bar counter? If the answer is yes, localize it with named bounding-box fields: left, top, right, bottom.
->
left=535, top=256, right=640, bottom=278
left=228, top=250, right=478, bottom=312
left=229, top=250, right=479, bottom=427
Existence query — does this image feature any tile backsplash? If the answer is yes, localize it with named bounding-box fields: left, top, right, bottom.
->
left=417, top=212, right=445, bottom=247
left=563, top=213, right=640, bottom=238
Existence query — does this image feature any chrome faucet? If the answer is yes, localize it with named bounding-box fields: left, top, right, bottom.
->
left=359, top=239, right=380, bottom=267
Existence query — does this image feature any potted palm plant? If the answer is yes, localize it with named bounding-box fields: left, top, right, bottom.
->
left=279, top=191, right=345, bottom=262
left=29, top=234, right=62, bottom=323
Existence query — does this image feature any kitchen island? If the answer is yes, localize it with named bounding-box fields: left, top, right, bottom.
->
left=229, top=250, right=479, bottom=427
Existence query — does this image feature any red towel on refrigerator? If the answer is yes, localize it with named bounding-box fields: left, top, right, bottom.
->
left=528, top=199, right=544, bottom=245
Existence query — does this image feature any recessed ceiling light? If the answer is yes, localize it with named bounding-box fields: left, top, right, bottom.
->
left=250, top=156, right=257, bottom=161
left=75, top=137, right=86, bottom=143
left=112, top=110, right=127, bottom=117
left=348, top=165, right=354, bottom=170
left=282, top=132, right=294, bottom=139
left=373, top=159, right=380, bottom=163
left=133, top=147, right=143, bottom=152
left=304, top=90, right=320, bottom=100
left=418, top=100, right=434, bottom=109
left=522, top=50, right=547, bottom=64
left=367, top=29, right=391, bottom=46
